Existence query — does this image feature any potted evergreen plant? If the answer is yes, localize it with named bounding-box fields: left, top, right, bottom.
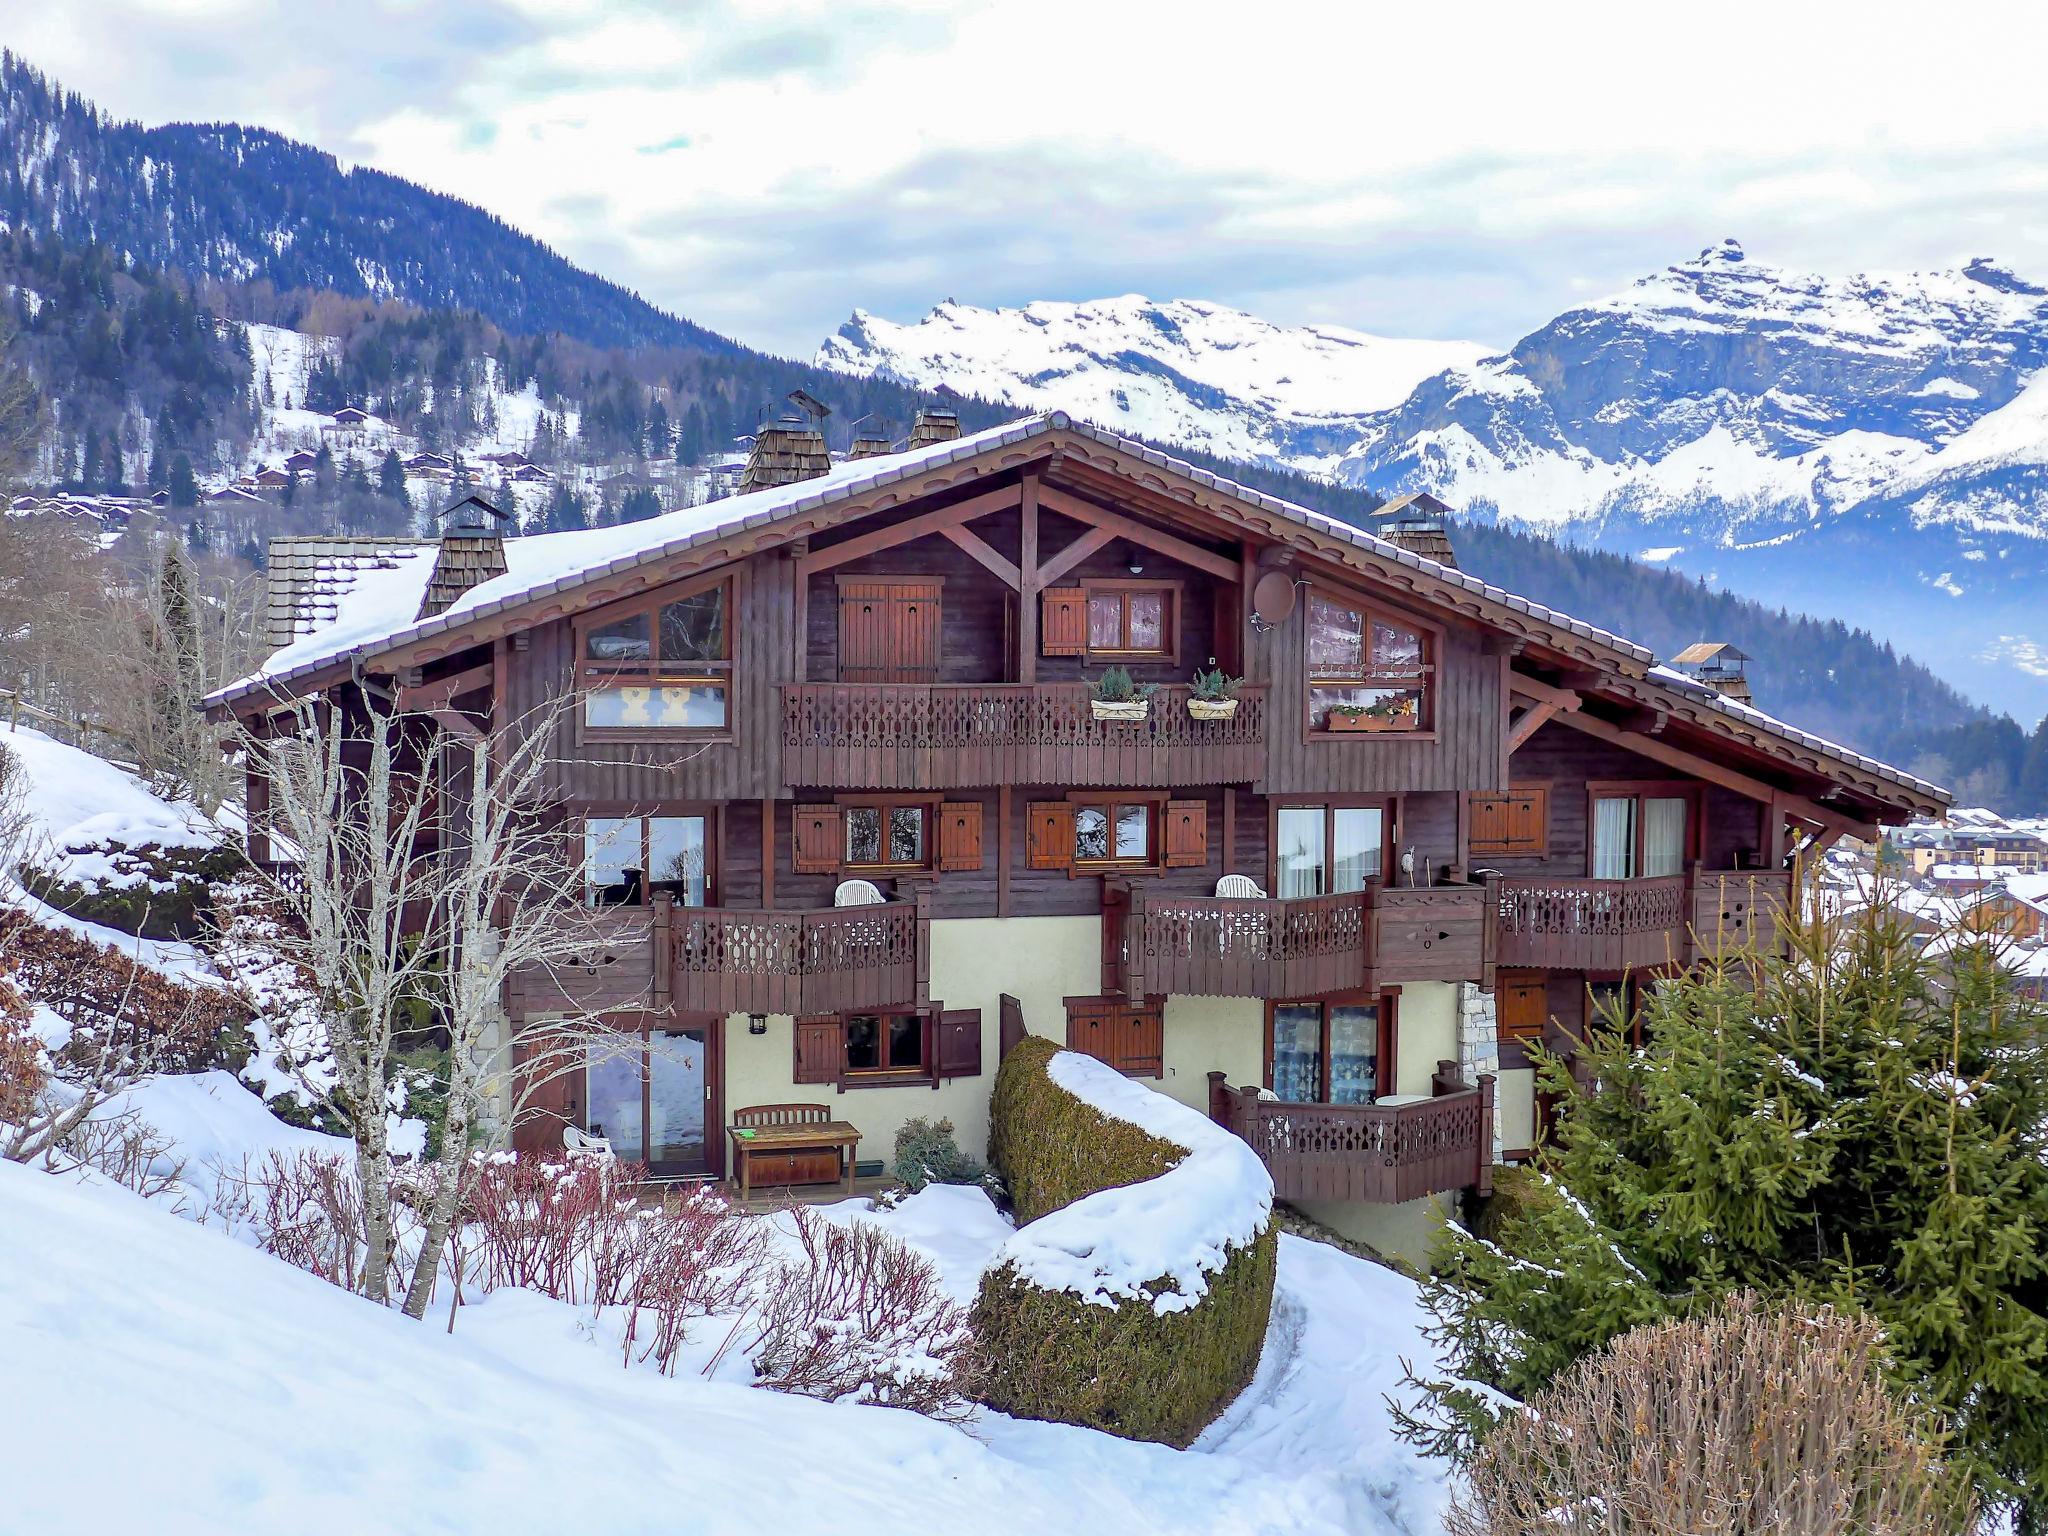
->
left=1088, top=666, right=1155, bottom=722
left=1187, top=660, right=1243, bottom=721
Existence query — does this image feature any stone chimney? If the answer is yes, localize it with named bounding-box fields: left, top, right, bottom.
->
left=417, top=494, right=511, bottom=620
left=846, top=428, right=896, bottom=460
left=1374, top=492, right=1458, bottom=569
left=907, top=408, right=961, bottom=449
left=1670, top=642, right=1754, bottom=704
left=738, top=418, right=832, bottom=492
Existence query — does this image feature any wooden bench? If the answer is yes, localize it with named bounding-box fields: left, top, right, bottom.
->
left=726, top=1103, right=861, bottom=1201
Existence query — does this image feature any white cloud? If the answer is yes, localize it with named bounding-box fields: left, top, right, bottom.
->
left=12, top=1, right=2048, bottom=354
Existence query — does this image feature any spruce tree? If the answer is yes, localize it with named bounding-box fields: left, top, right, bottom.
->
left=1404, top=905, right=2048, bottom=1527
left=168, top=452, right=197, bottom=508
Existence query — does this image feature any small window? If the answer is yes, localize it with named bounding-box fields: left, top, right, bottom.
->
left=845, top=803, right=927, bottom=871
left=1270, top=1000, right=1382, bottom=1105
left=844, top=1012, right=925, bottom=1075
left=1083, top=583, right=1175, bottom=660
left=1075, top=801, right=1152, bottom=866
left=585, top=814, right=710, bottom=908
left=577, top=581, right=733, bottom=736
left=1306, top=591, right=1430, bottom=731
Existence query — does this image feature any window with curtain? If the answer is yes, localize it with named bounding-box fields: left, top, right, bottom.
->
left=1270, top=1001, right=1380, bottom=1104
left=1591, top=791, right=1690, bottom=880
left=1275, top=803, right=1386, bottom=896
left=1591, top=796, right=1637, bottom=880
left=1643, top=797, right=1687, bottom=877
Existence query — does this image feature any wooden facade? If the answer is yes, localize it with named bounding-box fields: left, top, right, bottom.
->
left=219, top=415, right=1944, bottom=1208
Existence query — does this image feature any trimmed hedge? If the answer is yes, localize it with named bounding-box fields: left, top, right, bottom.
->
left=24, top=840, right=246, bottom=940
left=973, top=1034, right=1277, bottom=1447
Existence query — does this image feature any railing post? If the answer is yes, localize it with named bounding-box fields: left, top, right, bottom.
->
left=913, top=886, right=932, bottom=1006
left=1123, top=889, right=1146, bottom=998
left=1207, top=1069, right=1231, bottom=1128
left=652, top=892, right=673, bottom=1020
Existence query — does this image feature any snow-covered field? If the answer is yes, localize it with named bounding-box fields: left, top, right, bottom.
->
left=0, top=1083, right=1453, bottom=1536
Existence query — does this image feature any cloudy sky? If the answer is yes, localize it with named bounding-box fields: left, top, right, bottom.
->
left=14, top=0, right=2048, bottom=357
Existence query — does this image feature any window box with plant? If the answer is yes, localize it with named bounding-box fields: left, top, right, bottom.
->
left=1325, top=693, right=1420, bottom=733
left=1088, top=665, right=1157, bottom=722
left=1186, top=660, right=1243, bottom=721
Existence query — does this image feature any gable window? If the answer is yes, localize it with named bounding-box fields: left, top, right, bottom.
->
left=1590, top=787, right=1692, bottom=879
left=577, top=581, right=732, bottom=736
left=845, top=802, right=927, bottom=871
left=1075, top=800, right=1153, bottom=867
left=585, top=814, right=711, bottom=907
left=1273, top=801, right=1387, bottom=898
left=1085, top=581, right=1176, bottom=661
left=1305, top=590, right=1431, bottom=732
left=1269, top=998, right=1388, bottom=1105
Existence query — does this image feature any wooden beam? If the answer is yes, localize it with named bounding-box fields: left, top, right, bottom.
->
left=760, top=796, right=776, bottom=910
left=1017, top=477, right=1039, bottom=685
left=1033, top=524, right=1118, bottom=588
left=1558, top=707, right=1878, bottom=842
left=1507, top=671, right=1583, bottom=712
left=1505, top=699, right=1560, bottom=756
left=939, top=524, right=1022, bottom=589
left=795, top=484, right=1022, bottom=578
left=1036, top=484, right=1241, bottom=584
left=395, top=659, right=495, bottom=715
left=997, top=783, right=1013, bottom=917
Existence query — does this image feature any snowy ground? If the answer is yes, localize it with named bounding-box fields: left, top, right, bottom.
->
left=1, top=1075, right=1454, bottom=1535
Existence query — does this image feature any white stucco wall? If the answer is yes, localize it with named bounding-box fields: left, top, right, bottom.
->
left=1393, top=981, right=1458, bottom=1097
left=1295, top=1192, right=1453, bottom=1270
left=1496, top=1066, right=1537, bottom=1154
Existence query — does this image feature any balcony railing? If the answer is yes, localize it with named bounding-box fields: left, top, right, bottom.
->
left=672, top=898, right=924, bottom=1015
left=1123, top=881, right=1490, bottom=1000
left=1495, top=869, right=1792, bottom=971
left=1208, top=1063, right=1494, bottom=1204
left=506, top=895, right=928, bottom=1021
left=780, top=682, right=1267, bottom=789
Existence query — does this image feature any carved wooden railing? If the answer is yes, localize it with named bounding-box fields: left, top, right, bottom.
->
left=1496, top=870, right=1793, bottom=971
left=1125, top=881, right=1491, bottom=999
left=671, top=897, right=925, bottom=1015
left=1208, top=1062, right=1494, bottom=1204
left=780, top=682, right=1267, bottom=788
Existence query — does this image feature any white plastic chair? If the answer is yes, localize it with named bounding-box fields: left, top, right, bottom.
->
left=1215, top=874, right=1268, bottom=899
left=834, top=878, right=887, bottom=907
left=562, top=1125, right=613, bottom=1156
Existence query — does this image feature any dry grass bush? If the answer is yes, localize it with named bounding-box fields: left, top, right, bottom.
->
left=0, top=977, right=41, bottom=1126
left=234, top=1149, right=374, bottom=1293
left=751, top=1205, right=972, bottom=1418
left=1449, top=1292, right=1973, bottom=1536
left=56, top=1111, right=185, bottom=1201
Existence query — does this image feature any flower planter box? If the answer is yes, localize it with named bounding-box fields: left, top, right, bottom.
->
left=1090, top=699, right=1150, bottom=722
left=1328, top=709, right=1415, bottom=733
left=1187, top=697, right=1240, bottom=721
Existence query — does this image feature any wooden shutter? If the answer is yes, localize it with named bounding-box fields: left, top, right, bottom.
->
left=999, top=993, right=1025, bottom=1062
left=935, top=1008, right=983, bottom=1081
left=938, top=801, right=983, bottom=871
left=1065, top=997, right=1162, bottom=1078
left=1163, top=799, right=1208, bottom=868
left=792, top=804, right=844, bottom=875
left=1025, top=801, right=1075, bottom=870
left=838, top=578, right=940, bottom=683
left=1469, top=786, right=1548, bottom=858
left=792, top=1016, right=843, bottom=1085
left=1041, top=587, right=1087, bottom=656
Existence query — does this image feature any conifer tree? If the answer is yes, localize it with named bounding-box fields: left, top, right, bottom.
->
left=168, top=452, right=197, bottom=508
left=1402, top=904, right=2048, bottom=1528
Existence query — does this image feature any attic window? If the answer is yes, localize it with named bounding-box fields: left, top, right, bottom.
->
left=576, top=580, right=732, bottom=737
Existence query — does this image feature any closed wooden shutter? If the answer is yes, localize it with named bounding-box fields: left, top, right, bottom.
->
left=1065, top=998, right=1163, bottom=1077
left=938, top=801, right=983, bottom=871
left=1469, top=786, right=1548, bottom=858
left=792, top=1016, right=843, bottom=1085
left=792, top=804, right=844, bottom=874
left=935, top=1008, right=983, bottom=1081
left=999, top=993, right=1025, bottom=1062
left=1025, top=801, right=1075, bottom=870
left=1163, top=799, right=1208, bottom=868
left=838, top=578, right=940, bottom=683
left=1041, top=587, right=1087, bottom=656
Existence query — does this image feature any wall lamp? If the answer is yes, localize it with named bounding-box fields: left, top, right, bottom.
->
left=747, top=1013, right=769, bottom=1036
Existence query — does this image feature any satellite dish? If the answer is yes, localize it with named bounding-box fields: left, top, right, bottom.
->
left=1252, top=569, right=1297, bottom=627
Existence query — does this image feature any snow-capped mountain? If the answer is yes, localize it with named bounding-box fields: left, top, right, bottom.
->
left=818, top=245, right=2048, bottom=719
left=816, top=295, right=1487, bottom=468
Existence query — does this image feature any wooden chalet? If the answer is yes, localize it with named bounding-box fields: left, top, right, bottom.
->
left=207, top=409, right=1946, bottom=1263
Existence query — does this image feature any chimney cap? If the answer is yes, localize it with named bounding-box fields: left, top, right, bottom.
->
left=437, top=493, right=511, bottom=533
left=786, top=388, right=832, bottom=423
left=1671, top=641, right=1750, bottom=673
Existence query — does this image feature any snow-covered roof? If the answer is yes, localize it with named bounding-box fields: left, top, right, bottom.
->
left=208, top=412, right=1651, bottom=708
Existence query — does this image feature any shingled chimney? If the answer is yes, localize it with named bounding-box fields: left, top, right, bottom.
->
left=738, top=418, right=832, bottom=492
left=1373, top=493, right=1458, bottom=570
left=846, top=427, right=896, bottom=460
left=908, top=408, right=961, bottom=449
left=417, top=494, right=511, bottom=620
left=1670, top=642, right=1754, bottom=704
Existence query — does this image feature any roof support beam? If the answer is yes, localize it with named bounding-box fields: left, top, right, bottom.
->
left=939, top=524, right=1022, bottom=589
left=1508, top=672, right=1583, bottom=713
left=1505, top=700, right=1560, bottom=756
left=795, top=484, right=1023, bottom=579
left=1033, top=525, right=1118, bottom=589
left=1556, top=706, right=1877, bottom=843
left=1035, top=484, right=1242, bottom=584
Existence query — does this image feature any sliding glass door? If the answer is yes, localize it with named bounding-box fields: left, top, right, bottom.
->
left=583, top=1019, right=713, bottom=1176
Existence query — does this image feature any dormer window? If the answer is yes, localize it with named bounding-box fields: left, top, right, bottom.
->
left=576, top=580, right=732, bottom=737
left=1305, top=590, right=1432, bottom=733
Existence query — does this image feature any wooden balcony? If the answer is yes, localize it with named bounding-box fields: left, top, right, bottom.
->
left=779, top=682, right=1267, bottom=789
left=507, top=896, right=928, bottom=1021
left=1208, top=1063, right=1494, bottom=1204
left=1122, top=881, right=1490, bottom=1000
left=1495, top=869, right=1792, bottom=971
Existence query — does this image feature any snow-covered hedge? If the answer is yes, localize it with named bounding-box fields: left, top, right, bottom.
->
left=973, top=1035, right=1276, bottom=1446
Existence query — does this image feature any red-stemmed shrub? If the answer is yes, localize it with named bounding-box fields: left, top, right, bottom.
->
left=619, top=1186, right=769, bottom=1376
